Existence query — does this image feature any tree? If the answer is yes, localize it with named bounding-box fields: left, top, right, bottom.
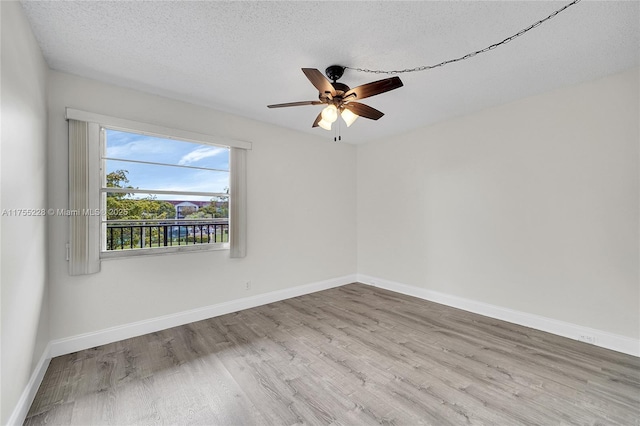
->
left=106, top=170, right=175, bottom=220
left=179, top=206, right=196, bottom=218
left=106, top=170, right=134, bottom=199
left=189, top=187, right=229, bottom=219
left=105, top=170, right=176, bottom=249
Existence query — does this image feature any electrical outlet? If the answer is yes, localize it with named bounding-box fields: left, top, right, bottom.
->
left=245, top=281, right=251, bottom=290
left=578, top=334, right=596, bottom=344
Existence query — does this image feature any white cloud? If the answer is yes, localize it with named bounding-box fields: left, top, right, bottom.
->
left=178, top=146, right=225, bottom=166
left=164, top=176, right=228, bottom=193
left=106, top=131, right=175, bottom=158
left=107, top=142, right=158, bottom=158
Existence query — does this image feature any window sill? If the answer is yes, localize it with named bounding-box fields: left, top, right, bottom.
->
left=100, top=243, right=229, bottom=259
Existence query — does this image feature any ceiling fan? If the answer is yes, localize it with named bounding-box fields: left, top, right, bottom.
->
left=267, top=65, right=403, bottom=131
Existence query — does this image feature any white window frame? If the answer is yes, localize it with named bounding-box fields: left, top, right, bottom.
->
left=66, top=108, right=251, bottom=268
left=100, top=126, right=231, bottom=258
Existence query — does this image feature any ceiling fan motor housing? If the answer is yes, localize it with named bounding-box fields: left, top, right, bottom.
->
left=320, top=81, right=350, bottom=104
left=325, top=65, right=345, bottom=82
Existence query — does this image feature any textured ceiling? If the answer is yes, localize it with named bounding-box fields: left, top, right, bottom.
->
left=21, top=1, right=639, bottom=144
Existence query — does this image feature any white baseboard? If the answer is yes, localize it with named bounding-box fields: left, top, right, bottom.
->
left=11, top=274, right=354, bottom=425
left=11, top=272, right=637, bottom=426
left=357, top=274, right=639, bottom=357
left=50, top=274, right=356, bottom=358
left=7, top=343, right=52, bottom=426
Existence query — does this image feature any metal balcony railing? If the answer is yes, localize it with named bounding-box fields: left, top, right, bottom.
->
left=105, top=219, right=229, bottom=250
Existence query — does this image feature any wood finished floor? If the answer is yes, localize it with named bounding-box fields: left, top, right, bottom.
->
left=26, top=283, right=640, bottom=425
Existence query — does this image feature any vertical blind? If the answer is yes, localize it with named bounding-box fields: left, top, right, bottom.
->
left=229, top=147, right=247, bottom=258
left=68, top=119, right=101, bottom=275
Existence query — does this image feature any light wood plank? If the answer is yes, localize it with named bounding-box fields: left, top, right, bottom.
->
left=26, top=283, right=640, bottom=425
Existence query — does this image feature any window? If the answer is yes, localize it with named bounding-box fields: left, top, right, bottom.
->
left=66, top=108, right=250, bottom=275
left=101, top=128, right=230, bottom=255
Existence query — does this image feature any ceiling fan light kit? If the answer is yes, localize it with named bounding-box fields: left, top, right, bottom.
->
left=341, top=108, right=358, bottom=127
left=267, top=65, right=404, bottom=132
left=321, top=104, right=338, bottom=123
left=317, top=120, right=332, bottom=131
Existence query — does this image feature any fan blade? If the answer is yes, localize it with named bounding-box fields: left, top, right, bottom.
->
left=343, top=102, right=384, bottom=120
left=343, top=76, right=403, bottom=101
left=312, top=112, right=323, bottom=128
left=268, top=101, right=323, bottom=108
left=302, top=68, right=336, bottom=97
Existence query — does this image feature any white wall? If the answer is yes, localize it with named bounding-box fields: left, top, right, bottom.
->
left=358, top=68, right=639, bottom=340
left=0, top=2, right=50, bottom=424
left=3, top=9, right=637, bottom=417
left=47, top=71, right=357, bottom=340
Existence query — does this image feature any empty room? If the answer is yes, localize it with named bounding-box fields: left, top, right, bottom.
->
left=2, top=0, right=638, bottom=424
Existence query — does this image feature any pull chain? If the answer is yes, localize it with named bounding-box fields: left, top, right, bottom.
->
left=334, top=118, right=342, bottom=142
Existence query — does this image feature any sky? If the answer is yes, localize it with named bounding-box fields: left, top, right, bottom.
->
left=105, top=129, right=229, bottom=202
